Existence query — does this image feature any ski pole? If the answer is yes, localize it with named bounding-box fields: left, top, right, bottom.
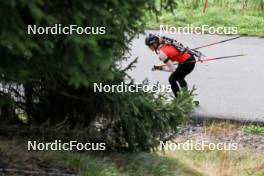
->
left=190, top=54, right=246, bottom=63
left=152, top=54, right=246, bottom=71
left=194, top=36, right=240, bottom=50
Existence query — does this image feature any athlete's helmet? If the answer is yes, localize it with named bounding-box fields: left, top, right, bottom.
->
left=145, top=34, right=159, bottom=46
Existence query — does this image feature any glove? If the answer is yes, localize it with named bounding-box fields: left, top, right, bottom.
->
left=152, top=65, right=163, bottom=71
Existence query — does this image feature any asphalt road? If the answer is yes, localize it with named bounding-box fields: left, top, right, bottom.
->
left=127, top=31, right=264, bottom=122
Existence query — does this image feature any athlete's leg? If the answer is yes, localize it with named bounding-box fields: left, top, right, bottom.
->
left=169, top=56, right=196, bottom=97
left=169, top=72, right=180, bottom=97
left=177, top=77, right=187, bottom=88
left=176, top=58, right=196, bottom=89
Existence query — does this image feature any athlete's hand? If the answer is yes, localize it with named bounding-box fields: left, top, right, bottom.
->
left=152, top=65, right=162, bottom=71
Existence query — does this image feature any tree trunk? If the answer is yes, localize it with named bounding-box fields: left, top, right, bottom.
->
left=203, top=0, right=208, bottom=13
left=24, top=83, right=33, bottom=123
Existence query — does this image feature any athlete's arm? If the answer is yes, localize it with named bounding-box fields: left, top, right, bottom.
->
left=159, top=50, right=176, bottom=72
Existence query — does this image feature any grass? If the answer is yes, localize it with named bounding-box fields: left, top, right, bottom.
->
left=45, top=151, right=205, bottom=176
left=162, top=121, right=264, bottom=176
left=50, top=152, right=120, bottom=176
left=164, top=148, right=264, bottom=176
left=0, top=138, right=202, bottom=176
left=146, top=1, right=264, bottom=37
left=1, top=122, right=264, bottom=176
left=205, top=121, right=237, bottom=135
left=110, top=153, right=203, bottom=176
left=50, top=152, right=204, bottom=176
left=244, top=125, right=264, bottom=135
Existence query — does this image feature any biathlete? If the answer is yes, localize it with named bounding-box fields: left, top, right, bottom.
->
left=145, top=34, right=197, bottom=101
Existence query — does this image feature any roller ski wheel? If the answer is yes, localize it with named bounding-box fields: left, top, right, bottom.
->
left=193, top=99, right=200, bottom=106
